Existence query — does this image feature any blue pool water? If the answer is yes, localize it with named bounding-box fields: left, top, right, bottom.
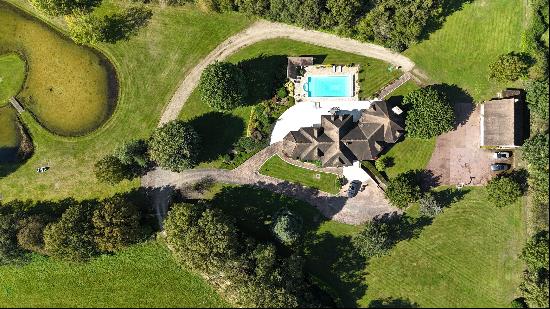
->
left=304, top=75, right=353, bottom=97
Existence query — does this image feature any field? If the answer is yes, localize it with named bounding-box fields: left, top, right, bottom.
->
left=0, top=0, right=253, bottom=201
left=405, top=0, right=527, bottom=101
left=0, top=53, right=26, bottom=106
left=381, top=137, right=436, bottom=179
left=0, top=241, right=227, bottom=307
left=179, top=38, right=401, bottom=168
left=259, top=155, right=341, bottom=194
left=0, top=1, right=113, bottom=136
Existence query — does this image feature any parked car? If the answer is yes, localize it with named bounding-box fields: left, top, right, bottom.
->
left=493, top=151, right=512, bottom=159
left=347, top=180, right=361, bottom=198
left=490, top=163, right=510, bottom=172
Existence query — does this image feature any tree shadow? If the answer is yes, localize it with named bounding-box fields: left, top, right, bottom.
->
left=368, top=297, right=420, bottom=308
left=506, top=168, right=530, bottom=194
left=188, top=112, right=244, bottom=163
left=420, top=0, right=474, bottom=42
left=410, top=169, right=441, bottom=191
left=430, top=83, right=474, bottom=128
left=432, top=187, right=470, bottom=208
left=101, top=7, right=153, bottom=43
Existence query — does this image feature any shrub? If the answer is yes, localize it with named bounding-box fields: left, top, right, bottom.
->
left=93, top=155, right=131, bottom=184
left=352, top=218, right=396, bottom=259
left=66, top=11, right=103, bottom=45
left=511, top=297, right=528, bottom=308
left=403, top=86, right=455, bottom=139
left=522, top=133, right=549, bottom=171
left=44, top=203, right=97, bottom=261
left=148, top=120, right=200, bottom=172
left=0, top=213, right=22, bottom=264
left=521, top=230, right=549, bottom=271
left=115, top=139, right=150, bottom=173
left=375, top=156, right=393, bottom=171
left=489, top=52, right=531, bottom=82
left=92, top=195, right=142, bottom=252
left=385, top=170, right=422, bottom=208
left=526, top=79, right=549, bottom=120
left=16, top=215, right=50, bottom=254
left=272, top=210, right=303, bottom=246
left=198, top=61, right=248, bottom=111
left=30, top=0, right=102, bottom=16
left=419, top=192, right=443, bottom=218
left=276, top=86, right=288, bottom=99
left=520, top=269, right=549, bottom=308
left=486, top=175, right=522, bottom=208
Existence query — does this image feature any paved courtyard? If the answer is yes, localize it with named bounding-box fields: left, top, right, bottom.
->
left=426, top=103, right=495, bottom=186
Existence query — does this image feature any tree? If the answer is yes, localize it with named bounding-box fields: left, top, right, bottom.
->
left=236, top=0, right=269, bottom=16
left=375, top=156, right=393, bottom=171
left=269, top=0, right=300, bottom=24
left=272, top=210, right=303, bottom=246
left=198, top=61, right=248, bottom=111
left=385, top=170, right=422, bottom=208
left=0, top=213, right=22, bottom=264
left=526, top=79, right=549, bottom=120
left=486, top=175, right=522, bottom=208
left=148, top=120, right=200, bottom=172
left=17, top=215, right=50, bottom=254
left=30, top=0, right=102, bottom=16
left=522, top=133, right=549, bottom=171
left=403, top=86, right=455, bottom=139
left=297, top=0, right=324, bottom=29
left=93, top=155, right=131, bottom=184
left=44, top=203, right=97, bottom=261
left=323, top=0, right=361, bottom=35
left=419, top=192, right=442, bottom=217
left=92, top=195, right=142, bottom=252
left=521, top=231, right=549, bottom=272
left=489, top=52, right=531, bottom=82
left=100, top=6, right=153, bottom=43
left=352, top=218, right=396, bottom=259
left=66, top=11, right=103, bottom=45
left=115, top=139, right=150, bottom=173
left=520, top=269, right=549, bottom=308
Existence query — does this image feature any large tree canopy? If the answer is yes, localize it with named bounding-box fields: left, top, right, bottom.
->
left=489, top=52, right=531, bottom=81
left=148, top=120, right=200, bottom=172
left=403, top=86, right=455, bottom=139
left=198, top=61, right=248, bottom=111
left=486, top=176, right=522, bottom=208
left=30, top=0, right=102, bottom=16
left=385, top=170, right=422, bottom=209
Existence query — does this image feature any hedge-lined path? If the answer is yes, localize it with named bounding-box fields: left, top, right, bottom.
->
left=158, top=19, right=419, bottom=125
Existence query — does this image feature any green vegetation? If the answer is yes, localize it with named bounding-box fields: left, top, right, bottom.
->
left=486, top=175, right=523, bottom=208
left=519, top=230, right=549, bottom=307
left=0, top=241, right=227, bottom=307
left=384, top=170, right=422, bottom=209
left=0, top=53, right=26, bottom=106
left=526, top=78, right=549, bottom=120
left=361, top=187, right=525, bottom=307
left=259, top=155, right=340, bottom=194
left=30, top=0, right=101, bottom=16
left=403, top=86, right=455, bottom=139
left=488, top=52, right=531, bottom=82
left=0, top=0, right=253, bottom=201
left=0, top=1, right=114, bottom=136
left=198, top=61, right=248, bottom=111
left=148, top=120, right=200, bottom=172
left=405, top=0, right=527, bottom=100
left=381, top=137, right=435, bottom=179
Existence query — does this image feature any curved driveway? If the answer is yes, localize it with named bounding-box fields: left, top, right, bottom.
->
left=158, top=20, right=416, bottom=125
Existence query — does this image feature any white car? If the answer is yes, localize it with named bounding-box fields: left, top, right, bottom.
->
left=493, top=151, right=511, bottom=159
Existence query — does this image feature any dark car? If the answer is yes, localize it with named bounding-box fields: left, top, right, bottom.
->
left=490, top=163, right=510, bottom=172
left=347, top=180, right=361, bottom=198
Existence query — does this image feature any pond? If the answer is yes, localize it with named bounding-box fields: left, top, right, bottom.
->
left=0, top=1, right=118, bottom=136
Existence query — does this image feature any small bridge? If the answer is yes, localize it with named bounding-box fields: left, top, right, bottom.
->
left=9, top=97, right=24, bottom=114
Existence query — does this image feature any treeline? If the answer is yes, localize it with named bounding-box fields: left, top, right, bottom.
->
left=164, top=201, right=329, bottom=307
left=0, top=191, right=155, bottom=264
left=165, top=0, right=467, bottom=51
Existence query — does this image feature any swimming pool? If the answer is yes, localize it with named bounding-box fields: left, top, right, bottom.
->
left=304, top=75, right=353, bottom=97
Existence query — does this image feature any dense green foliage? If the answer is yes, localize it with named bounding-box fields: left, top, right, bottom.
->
left=521, top=133, right=549, bottom=231
left=272, top=209, right=303, bottom=246
left=522, top=133, right=549, bottom=171
left=419, top=192, right=443, bottom=218
left=30, top=0, right=101, bottom=16
left=164, top=202, right=322, bottom=307
left=93, top=155, right=131, bottom=184
left=385, top=170, right=422, bottom=208
left=519, top=231, right=549, bottom=308
left=0, top=213, right=21, bottom=264
left=148, top=120, right=200, bottom=172
left=93, top=139, right=151, bottom=184
left=488, top=52, right=531, bottom=81
left=526, top=79, right=549, bottom=120
left=198, top=61, right=248, bottom=111
left=403, top=86, right=454, bottom=139
left=486, top=175, right=522, bottom=208
left=374, top=156, right=393, bottom=171
left=352, top=218, right=396, bottom=260
left=16, top=215, right=50, bottom=254
left=522, top=0, right=549, bottom=80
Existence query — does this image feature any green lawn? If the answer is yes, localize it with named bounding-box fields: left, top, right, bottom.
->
left=179, top=38, right=401, bottom=168
left=360, top=187, right=526, bottom=307
left=0, top=241, right=227, bottom=307
left=1, top=2, right=113, bottom=136
left=405, top=0, right=527, bottom=101
left=0, top=53, right=26, bottom=106
left=0, top=0, right=253, bottom=201
left=381, top=137, right=436, bottom=179
left=259, top=155, right=341, bottom=194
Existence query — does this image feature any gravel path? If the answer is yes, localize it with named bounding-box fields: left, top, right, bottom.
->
left=158, top=20, right=417, bottom=125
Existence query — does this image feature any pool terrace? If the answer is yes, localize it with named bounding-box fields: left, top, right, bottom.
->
left=293, top=64, right=360, bottom=102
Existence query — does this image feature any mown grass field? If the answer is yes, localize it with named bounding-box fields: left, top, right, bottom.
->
left=381, top=137, right=436, bottom=179
left=0, top=241, right=227, bottom=307
left=0, top=53, right=25, bottom=106
left=259, top=155, right=341, bottom=194
left=0, top=0, right=253, bottom=201
left=405, top=0, right=527, bottom=101
left=0, top=1, right=113, bottom=136
left=179, top=38, right=401, bottom=168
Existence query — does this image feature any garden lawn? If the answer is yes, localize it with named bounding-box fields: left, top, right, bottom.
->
left=405, top=0, right=526, bottom=101
left=0, top=0, right=252, bottom=201
left=360, top=187, right=526, bottom=307
left=0, top=241, right=227, bottom=308
left=0, top=53, right=25, bottom=106
left=179, top=38, right=401, bottom=167
left=259, top=155, right=340, bottom=194
left=381, top=137, right=436, bottom=179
